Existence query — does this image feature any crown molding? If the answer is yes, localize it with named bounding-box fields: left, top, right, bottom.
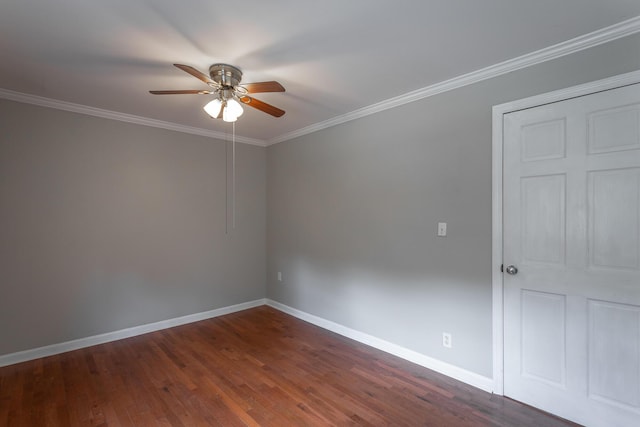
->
left=0, top=88, right=267, bottom=147
left=266, top=15, right=640, bottom=145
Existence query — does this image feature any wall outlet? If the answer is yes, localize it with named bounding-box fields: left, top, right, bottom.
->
left=442, top=332, right=452, bottom=348
left=277, top=271, right=282, bottom=282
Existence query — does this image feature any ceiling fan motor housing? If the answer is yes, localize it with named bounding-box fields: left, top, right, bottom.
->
left=209, top=64, right=242, bottom=88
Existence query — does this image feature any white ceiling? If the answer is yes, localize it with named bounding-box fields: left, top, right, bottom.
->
left=1, top=1, right=640, bottom=144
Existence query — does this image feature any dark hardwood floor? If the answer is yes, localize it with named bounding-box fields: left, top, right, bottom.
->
left=0, top=306, right=579, bottom=426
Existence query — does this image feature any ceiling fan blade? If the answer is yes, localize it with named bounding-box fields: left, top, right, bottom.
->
left=173, top=64, right=218, bottom=87
left=242, top=81, right=285, bottom=93
left=240, top=96, right=285, bottom=117
left=149, top=90, right=214, bottom=95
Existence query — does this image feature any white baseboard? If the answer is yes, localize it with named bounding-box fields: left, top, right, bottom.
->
left=266, top=299, right=494, bottom=393
left=0, top=299, right=266, bottom=367
left=2, top=298, right=494, bottom=394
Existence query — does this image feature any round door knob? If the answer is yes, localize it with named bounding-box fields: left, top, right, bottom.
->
left=505, top=265, right=518, bottom=275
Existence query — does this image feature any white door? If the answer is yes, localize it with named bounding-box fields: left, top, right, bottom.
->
left=503, top=83, right=640, bottom=427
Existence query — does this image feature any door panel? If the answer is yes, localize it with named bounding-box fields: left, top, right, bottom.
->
left=588, top=168, right=640, bottom=269
left=521, top=119, right=567, bottom=161
left=521, top=174, right=566, bottom=264
left=521, top=290, right=566, bottom=386
left=503, top=83, right=640, bottom=427
left=588, top=104, right=640, bottom=154
left=587, top=300, right=640, bottom=408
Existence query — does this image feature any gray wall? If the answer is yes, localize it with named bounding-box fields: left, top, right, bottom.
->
left=0, top=100, right=266, bottom=355
left=266, top=33, right=640, bottom=377
left=2, top=32, right=639, bottom=377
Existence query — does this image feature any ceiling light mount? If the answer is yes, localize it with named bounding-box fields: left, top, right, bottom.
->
left=209, top=64, right=243, bottom=88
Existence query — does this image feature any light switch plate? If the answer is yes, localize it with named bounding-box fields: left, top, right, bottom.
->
left=437, top=222, right=447, bottom=236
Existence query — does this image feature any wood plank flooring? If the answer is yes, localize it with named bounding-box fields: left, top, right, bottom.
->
left=0, top=306, right=579, bottom=426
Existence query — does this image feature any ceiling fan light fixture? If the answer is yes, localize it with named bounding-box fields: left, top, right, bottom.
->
left=227, top=98, right=243, bottom=117
left=218, top=98, right=242, bottom=122
left=204, top=96, right=243, bottom=122
left=222, top=107, right=238, bottom=122
left=203, top=98, right=223, bottom=118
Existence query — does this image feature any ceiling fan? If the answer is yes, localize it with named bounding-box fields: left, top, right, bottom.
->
left=150, top=63, right=285, bottom=122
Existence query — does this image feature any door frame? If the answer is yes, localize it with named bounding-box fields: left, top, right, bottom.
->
left=491, top=69, right=640, bottom=395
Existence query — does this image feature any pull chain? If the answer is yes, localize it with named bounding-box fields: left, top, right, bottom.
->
left=224, top=125, right=229, bottom=234
left=232, top=121, right=236, bottom=229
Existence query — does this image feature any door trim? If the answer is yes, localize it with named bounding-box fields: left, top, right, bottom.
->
left=491, top=69, right=640, bottom=395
